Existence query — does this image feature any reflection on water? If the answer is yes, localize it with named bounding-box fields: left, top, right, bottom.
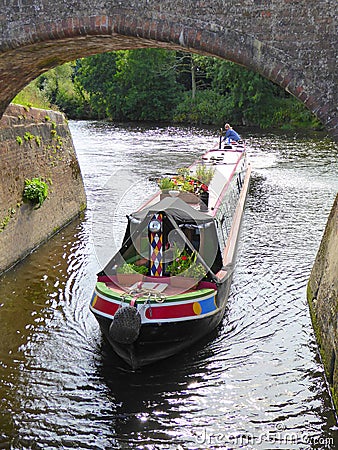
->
left=0, top=122, right=337, bottom=449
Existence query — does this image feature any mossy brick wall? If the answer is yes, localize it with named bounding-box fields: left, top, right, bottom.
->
left=307, top=194, right=338, bottom=411
left=0, top=104, right=86, bottom=274
left=0, top=0, right=337, bottom=140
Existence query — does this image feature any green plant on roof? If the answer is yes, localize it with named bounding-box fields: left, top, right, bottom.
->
left=158, top=177, right=176, bottom=190
left=23, top=178, right=49, bottom=208
left=195, top=164, right=215, bottom=185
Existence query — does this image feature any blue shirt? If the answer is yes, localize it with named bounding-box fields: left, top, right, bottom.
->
left=224, top=129, right=241, bottom=142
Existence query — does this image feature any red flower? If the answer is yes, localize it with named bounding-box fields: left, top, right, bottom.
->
left=201, top=184, right=208, bottom=192
left=181, top=256, right=188, bottom=261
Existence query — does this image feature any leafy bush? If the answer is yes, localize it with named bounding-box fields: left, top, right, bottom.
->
left=173, top=90, right=229, bottom=125
left=23, top=178, right=49, bottom=208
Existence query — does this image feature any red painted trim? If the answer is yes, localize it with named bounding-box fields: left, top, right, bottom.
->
left=145, top=302, right=194, bottom=319
left=93, top=296, right=119, bottom=316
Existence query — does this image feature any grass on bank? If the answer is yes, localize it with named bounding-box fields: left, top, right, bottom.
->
left=12, top=81, right=52, bottom=111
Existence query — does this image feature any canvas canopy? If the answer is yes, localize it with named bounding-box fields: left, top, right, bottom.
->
left=101, top=196, right=223, bottom=279
left=130, top=197, right=214, bottom=225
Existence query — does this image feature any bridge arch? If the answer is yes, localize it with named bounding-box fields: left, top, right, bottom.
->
left=0, top=1, right=336, bottom=139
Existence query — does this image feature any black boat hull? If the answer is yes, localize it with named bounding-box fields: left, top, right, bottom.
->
left=93, top=276, right=232, bottom=369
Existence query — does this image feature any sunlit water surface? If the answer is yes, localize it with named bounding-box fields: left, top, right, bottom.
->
left=0, top=122, right=337, bottom=449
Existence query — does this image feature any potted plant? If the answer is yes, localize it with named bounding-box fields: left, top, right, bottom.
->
left=158, top=165, right=214, bottom=205
left=158, top=177, right=176, bottom=191
left=195, top=164, right=215, bottom=186
left=116, top=262, right=148, bottom=286
left=158, top=177, right=178, bottom=200
left=167, top=248, right=206, bottom=289
left=172, top=167, right=199, bottom=203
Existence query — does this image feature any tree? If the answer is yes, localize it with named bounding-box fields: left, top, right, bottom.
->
left=114, top=49, right=182, bottom=121
left=75, top=52, right=121, bottom=119
left=75, top=49, right=182, bottom=121
left=36, top=63, right=86, bottom=117
left=15, top=48, right=320, bottom=129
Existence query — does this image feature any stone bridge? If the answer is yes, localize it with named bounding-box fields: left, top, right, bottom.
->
left=0, top=0, right=337, bottom=139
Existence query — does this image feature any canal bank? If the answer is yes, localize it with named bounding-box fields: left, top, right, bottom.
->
left=308, top=193, right=338, bottom=412
left=0, top=104, right=86, bottom=274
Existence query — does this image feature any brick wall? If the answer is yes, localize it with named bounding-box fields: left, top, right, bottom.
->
left=0, top=104, right=86, bottom=274
left=308, top=194, right=338, bottom=411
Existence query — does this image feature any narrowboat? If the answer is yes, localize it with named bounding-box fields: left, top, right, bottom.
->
left=90, top=141, right=251, bottom=369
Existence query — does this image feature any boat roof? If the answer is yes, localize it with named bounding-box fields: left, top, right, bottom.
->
left=130, top=196, right=214, bottom=224
left=138, top=147, right=246, bottom=217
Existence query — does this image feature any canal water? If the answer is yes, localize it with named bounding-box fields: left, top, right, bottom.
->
left=0, top=122, right=337, bottom=449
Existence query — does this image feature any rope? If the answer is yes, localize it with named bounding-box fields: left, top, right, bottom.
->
left=121, top=287, right=167, bottom=304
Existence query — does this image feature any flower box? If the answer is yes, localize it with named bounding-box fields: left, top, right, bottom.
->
left=178, top=192, right=199, bottom=204
left=116, top=273, right=144, bottom=286
left=160, top=191, right=198, bottom=203
left=170, top=276, right=198, bottom=290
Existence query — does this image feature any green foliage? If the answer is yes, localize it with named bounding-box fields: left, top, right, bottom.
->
left=23, top=178, right=49, bottom=208
left=117, top=262, right=148, bottom=275
left=24, top=131, right=35, bottom=141
left=167, top=247, right=206, bottom=278
left=16, top=136, right=23, bottom=145
left=195, top=164, right=215, bottom=185
left=158, top=177, right=176, bottom=190
left=75, top=49, right=182, bottom=121
left=0, top=215, right=11, bottom=232
left=13, top=49, right=321, bottom=130
left=173, top=89, right=228, bottom=125
left=36, top=63, right=87, bottom=118
left=0, top=206, right=19, bottom=232
left=158, top=167, right=211, bottom=195
left=12, top=80, right=51, bottom=110
left=210, top=60, right=320, bottom=128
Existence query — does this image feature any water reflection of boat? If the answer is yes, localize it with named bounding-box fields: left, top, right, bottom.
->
left=90, top=141, right=251, bottom=369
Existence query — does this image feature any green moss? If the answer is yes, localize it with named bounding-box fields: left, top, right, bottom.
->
left=331, top=386, right=338, bottom=412
left=79, top=201, right=87, bottom=212
left=0, top=204, right=20, bottom=232
left=0, top=215, right=11, bottom=232
left=307, top=283, right=322, bottom=347
left=24, top=131, right=35, bottom=141
left=52, top=225, right=60, bottom=234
